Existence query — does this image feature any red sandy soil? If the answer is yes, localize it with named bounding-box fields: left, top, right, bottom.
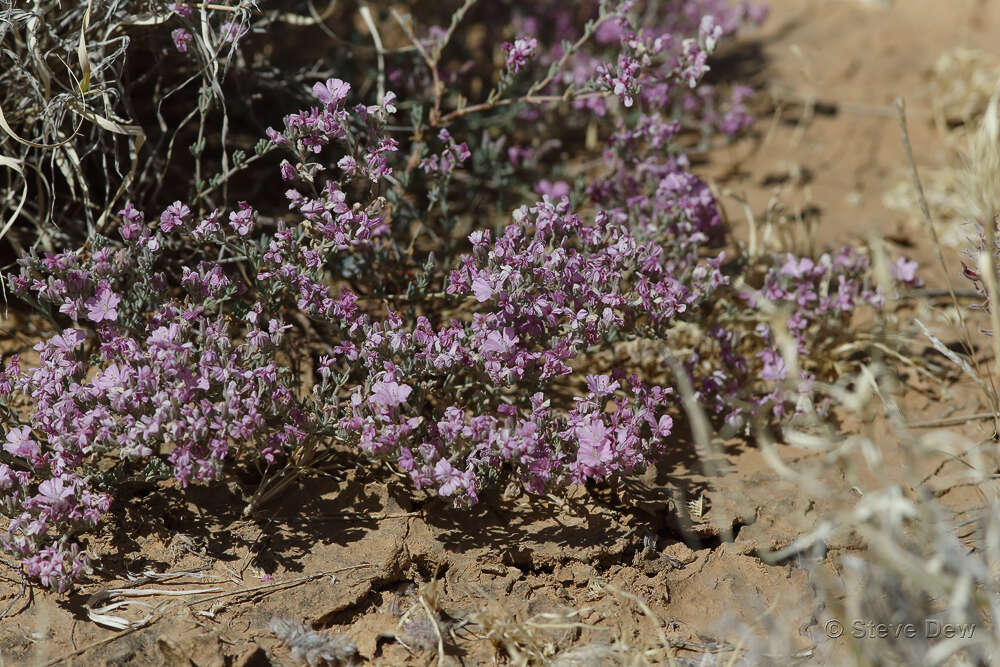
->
left=3, top=1, right=1000, bottom=664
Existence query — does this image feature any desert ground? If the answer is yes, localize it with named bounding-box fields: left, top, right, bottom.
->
left=4, top=0, right=1000, bottom=664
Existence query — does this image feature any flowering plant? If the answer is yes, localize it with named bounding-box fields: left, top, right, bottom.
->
left=0, top=0, right=917, bottom=591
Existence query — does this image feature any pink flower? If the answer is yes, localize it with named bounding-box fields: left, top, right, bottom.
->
left=266, top=127, right=287, bottom=144
left=433, top=459, right=475, bottom=499
left=595, top=18, right=626, bottom=44
left=160, top=201, right=190, bottom=232
left=312, top=78, right=351, bottom=108
left=534, top=179, right=570, bottom=198
left=37, top=478, right=74, bottom=506
left=575, top=416, right=611, bottom=470
left=780, top=255, right=814, bottom=278
left=4, top=426, right=40, bottom=461
left=221, top=20, right=248, bottom=43
left=371, top=380, right=412, bottom=407
left=59, top=298, right=80, bottom=320
left=85, top=284, right=120, bottom=323
left=337, top=156, right=358, bottom=174
left=381, top=91, right=397, bottom=114
left=481, top=328, right=518, bottom=356
left=585, top=374, right=620, bottom=397
left=169, top=2, right=193, bottom=17
left=228, top=202, right=256, bottom=236
left=471, top=275, right=493, bottom=302
left=891, top=257, right=921, bottom=286
left=502, top=37, right=537, bottom=73
left=171, top=28, right=193, bottom=53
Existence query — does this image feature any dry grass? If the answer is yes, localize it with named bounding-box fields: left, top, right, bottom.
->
left=883, top=47, right=1000, bottom=248
left=742, top=87, right=1000, bottom=665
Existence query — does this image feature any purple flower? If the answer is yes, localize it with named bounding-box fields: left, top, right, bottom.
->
left=193, top=209, right=222, bottom=239
left=37, top=478, right=74, bottom=507
left=59, top=298, right=80, bottom=320
left=49, top=328, right=86, bottom=352
left=4, top=426, right=40, bottom=461
left=381, top=91, right=397, bottom=115
left=160, top=201, right=190, bottom=233
left=313, top=78, right=351, bottom=108
left=338, top=156, right=358, bottom=175
left=534, top=180, right=571, bottom=198
left=221, top=20, right=247, bottom=43
left=596, top=53, right=641, bottom=107
left=481, top=328, right=518, bottom=356
left=228, top=202, right=256, bottom=236
left=471, top=275, right=493, bottom=302
left=502, top=37, right=537, bottom=73
left=85, top=284, right=120, bottom=323
left=171, top=28, right=193, bottom=53
left=585, top=374, right=620, bottom=397
left=891, top=257, right=921, bottom=286
left=169, top=2, right=193, bottom=17
left=266, top=127, right=287, bottom=144
left=397, top=447, right=415, bottom=472
left=780, top=255, right=814, bottom=278
left=371, top=380, right=413, bottom=407
left=433, top=459, right=475, bottom=500
left=595, top=17, right=626, bottom=44
left=758, top=348, right=786, bottom=382
left=575, top=417, right=611, bottom=472
left=699, top=15, right=723, bottom=52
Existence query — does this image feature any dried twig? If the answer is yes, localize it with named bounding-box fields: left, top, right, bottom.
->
left=358, top=4, right=385, bottom=104
left=43, top=624, right=148, bottom=666
left=908, top=412, right=999, bottom=429
left=187, top=565, right=373, bottom=608
left=419, top=594, right=446, bottom=667
left=0, top=577, right=26, bottom=621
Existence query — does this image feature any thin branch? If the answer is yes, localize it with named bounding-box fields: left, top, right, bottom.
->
left=391, top=9, right=441, bottom=124
left=358, top=4, right=385, bottom=104
left=907, top=412, right=998, bottom=429
left=186, top=566, right=373, bottom=607
left=438, top=91, right=608, bottom=125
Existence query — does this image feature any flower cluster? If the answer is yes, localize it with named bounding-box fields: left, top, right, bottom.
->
left=4, top=257, right=304, bottom=584
left=0, top=1, right=921, bottom=595
left=489, top=0, right=766, bottom=120
left=585, top=110, right=727, bottom=280
left=722, top=248, right=920, bottom=422
left=310, top=195, right=716, bottom=503
left=503, top=37, right=538, bottom=73
left=167, top=4, right=251, bottom=56
left=419, top=129, right=471, bottom=175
